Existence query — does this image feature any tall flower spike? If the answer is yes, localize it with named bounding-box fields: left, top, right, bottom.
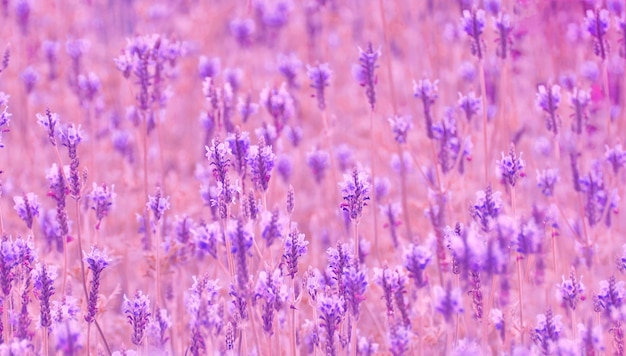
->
left=317, top=293, right=345, bottom=356
left=536, top=84, right=561, bottom=135
left=494, top=12, right=513, bottom=59
left=32, top=263, right=57, bottom=328
left=570, top=87, right=591, bottom=135
left=123, top=290, right=152, bottom=346
left=306, top=147, right=330, bottom=184
left=283, top=224, right=308, bottom=279
left=584, top=8, right=610, bottom=59
left=433, top=281, right=464, bottom=323
left=458, top=92, right=482, bottom=123
left=354, top=43, right=380, bottom=110
left=84, top=247, right=111, bottom=323
left=496, top=143, right=525, bottom=187
left=413, top=78, right=439, bottom=139
left=247, top=137, right=275, bottom=192
left=339, top=169, right=370, bottom=221
left=460, top=8, right=486, bottom=59
left=403, top=242, right=432, bottom=289
left=536, top=169, right=559, bottom=197
left=556, top=268, right=585, bottom=311
left=307, top=63, right=332, bottom=110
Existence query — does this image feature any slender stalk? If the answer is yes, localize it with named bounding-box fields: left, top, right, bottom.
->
left=43, top=327, right=48, bottom=356
left=291, top=278, right=297, bottom=356
left=368, top=109, right=380, bottom=261
left=603, top=60, right=611, bottom=137
left=351, top=315, right=357, bottom=356
left=398, top=143, right=413, bottom=241
left=479, top=61, right=489, bottom=185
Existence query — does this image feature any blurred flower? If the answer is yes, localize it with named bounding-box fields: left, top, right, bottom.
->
left=531, top=308, right=563, bottom=355
left=13, top=192, right=39, bottom=229
left=388, top=115, right=413, bottom=144
left=460, top=8, right=486, bottom=58
left=307, top=147, right=330, bottom=184
left=584, top=8, right=610, bottom=59
left=307, top=63, right=332, bottom=110
left=413, top=78, right=439, bottom=139
left=247, top=140, right=275, bottom=192
left=354, top=43, right=380, bottom=110
left=556, top=269, right=585, bottom=311
left=536, top=84, right=561, bottom=135
left=433, top=281, right=464, bottom=322
left=458, top=92, right=481, bottom=123
left=536, top=169, right=559, bottom=197
left=88, top=184, right=115, bottom=230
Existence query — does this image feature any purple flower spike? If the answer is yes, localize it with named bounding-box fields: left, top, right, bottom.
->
left=123, top=290, right=152, bottom=346
left=556, top=268, right=585, bottom=311
left=306, top=147, right=330, bottom=184
left=13, top=192, right=40, bottom=230
left=88, top=183, right=115, bottom=230
left=536, top=169, right=559, bottom=197
left=584, top=8, right=610, bottom=59
left=458, top=92, right=482, bottom=123
left=32, top=263, right=57, bottom=328
left=460, top=8, right=486, bottom=58
left=496, top=143, right=525, bottom=187
left=247, top=139, right=275, bottom=192
left=318, top=293, right=345, bottom=356
left=147, top=187, right=170, bottom=222
left=433, top=281, right=464, bottom=323
left=403, top=243, right=432, bottom=289
left=536, top=84, right=561, bottom=135
left=354, top=43, right=380, bottom=110
left=307, top=63, right=332, bottom=110
left=339, top=169, right=370, bottom=221
left=413, top=78, right=439, bottom=139
left=283, top=224, right=308, bottom=279
left=84, top=247, right=111, bottom=323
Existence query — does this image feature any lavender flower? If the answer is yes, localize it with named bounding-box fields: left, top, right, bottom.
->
left=247, top=139, right=275, bottom=192
left=343, top=264, right=367, bottom=318
left=283, top=225, right=308, bottom=279
left=579, top=320, right=605, bottom=355
left=531, top=308, right=563, bottom=355
left=471, top=185, right=503, bottom=232
left=21, top=66, right=38, bottom=94
left=13, top=192, right=40, bottom=229
left=460, top=8, right=486, bottom=58
left=579, top=162, right=617, bottom=227
left=536, top=169, right=559, bottom=197
left=494, top=12, right=513, bottom=59
left=123, top=290, right=152, bottom=346
left=496, top=144, right=525, bottom=187
left=339, top=169, right=370, bottom=221
left=277, top=53, right=301, bottom=89
left=261, top=208, right=283, bottom=248
left=58, top=123, right=83, bottom=199
left=32, top=263, right=57, bottom=328
left=605, top=144, right=626, bottom=174
left=259, top=83, right=294, bottom=132
left=37, top=108, right=59, bottom=146
left=226, top=130, right=250, bottom=176
left=403, top=243, right=432, bottom=288
left=389, top=324, right=411, bottom=356
left=584, top=8, right=610, bottom=59
left=388, top=115, right=413, bottom=144
left=230, top=18, right=256, bottom=47
left=358, top=336, right=379, bottom=356
left=433, top=281, right=464, bottom=323
left=192, top=222, right=219, bottom=259
left=147, top=187, right=170, bottom=222
left=229, top=218, right=253, bottom=292
left=238, top=94, right=259, bottom=123
left=458, top=92, right=482, bottom=123
left=354, top=43, right=380, bottom=110
left=88, top=183, right=115, bottom=230
left=413, top=78, right=439, bottom=139
left=318, top=293, right=345, bottom=356
left=198, top=56, right=220, bottom=79
left=84, top=247, right=111, bottom=323
left=515, top=219, right=542, bottom=255
left=593, top=276, right=625, bottom=320
left=254, top=268, right=288, bottom=335
left=307, top=63, right=332, bottom=110
left=536, top=84, right=561, bottom=134
left=306, top=147, right=330, bottom=184
left=570, top=87, right=591, bottom=135
left=556, top=269, right=585, bottom=311
left=147, top=308, right=171, bottom=349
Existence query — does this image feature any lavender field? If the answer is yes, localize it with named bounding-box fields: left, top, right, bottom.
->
left=0, top=0, right=624, bottom=355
